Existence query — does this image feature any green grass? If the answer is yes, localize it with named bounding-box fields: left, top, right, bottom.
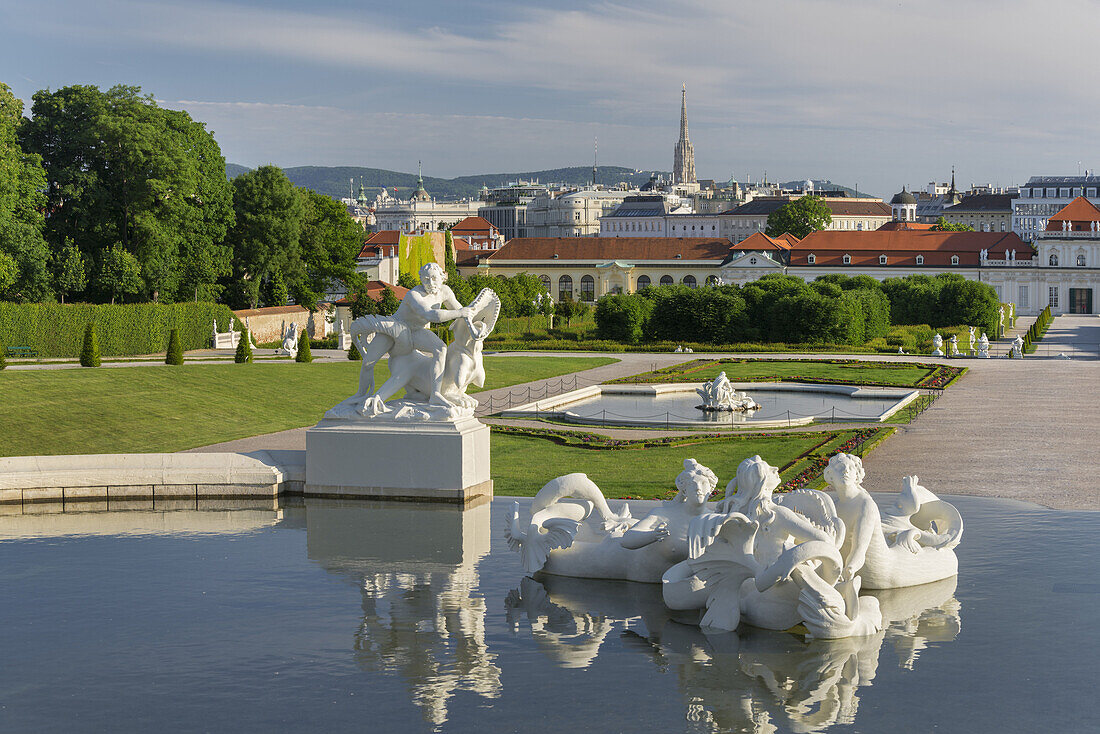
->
left=490, top=428, right=864, bottom=499
left=611, top=358, right=938, bottom=388
left=0, top=355, right=615, bottom=456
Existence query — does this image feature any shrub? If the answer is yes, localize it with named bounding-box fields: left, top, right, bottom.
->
left=0, top=342, right=5, bottom=370
left=165, top=328, right=184, bottom=365
left=296, top=331, right=312, bottom=362
left=595, top=294, right=652, bottom=344
left=234, top=329, right=253, bottom=363
left=80, top=322, right=100, bottom=367
left=348, top=342, right=361, bottom=360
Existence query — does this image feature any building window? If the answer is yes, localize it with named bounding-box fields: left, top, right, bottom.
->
left=1060, top=188, right=1070, bottom=197
left=580, top=275, right=595, bottom=301
left=1019, top=285, right=1029, bottom=309
left=682, top=275, right=697, bottom=288
left=842, top=254, right=851, bottom=264
left=1078, top=254, right=1087, bottom=267
left=879, top=254, right=888, bottom=265
left=660, top=275, right=674, bottom=285
left=916, top=255, right=925, bottom=265
left=1050, top=254, right=1059, bottom=266
left=558, top=275, right=572, bottom=301
left=807, top=254, right=816, bottom=264
left=1049, top=286, right=1059, bottom=308
left=637, top=275, right=651, bottom=289
left=1088, top=188, right=1097, bottom=197
left=539, top=275, right=551, bottom=293
left=749, top=257, right=757, bottom=265
left=951, top=255, right=960, bottom=265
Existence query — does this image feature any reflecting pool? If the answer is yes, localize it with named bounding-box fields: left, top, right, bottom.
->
left=0, top=496, right=1095, bottom=733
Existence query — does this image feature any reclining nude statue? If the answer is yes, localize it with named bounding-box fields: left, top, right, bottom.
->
left=325, top=262, right=501, bottom=422
left=504, top=453, right=963, bottom=639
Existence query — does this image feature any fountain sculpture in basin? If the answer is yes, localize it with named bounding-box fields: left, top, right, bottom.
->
left=504, top=453, right=962, bottom=639
left=695, top=371, right=760, bottom=412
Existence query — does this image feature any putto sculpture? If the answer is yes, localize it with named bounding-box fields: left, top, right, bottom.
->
left=977, top=332, right=990, bottom=358
left=505, top=454, right=962, bottom=639
left=695, top=371, right=760, bottom=412
left=949, top=334, right=960, bottom=357
left=325, top=263, right=501, bottom=422
left=1009, top=335, right=1025, bottom=359
left=279, top=322, right=299, bottom=358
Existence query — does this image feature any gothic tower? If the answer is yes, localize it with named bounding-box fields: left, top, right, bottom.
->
left=673, top=84, right=696, bottom=184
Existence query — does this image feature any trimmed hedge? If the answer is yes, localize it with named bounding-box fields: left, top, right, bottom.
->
left=0, top=302, right=237, bottom=358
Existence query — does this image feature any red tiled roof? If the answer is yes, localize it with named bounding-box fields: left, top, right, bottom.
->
left=359, top=230, right=401, bottom=258
left=877, top=221, right=936, bottom=231
left=791, top=230, right=1030, bottom=267
left=456, top=247, right=499, bottom=267
left=450, top=216, right=496, bottom=234
left=1046, top=196, right=1100, bottom=230
left=233, top=305, right=310, bottom=318
left=487, top=237, right=733, bottom=262
left=734, top=232, right=795, bottom=251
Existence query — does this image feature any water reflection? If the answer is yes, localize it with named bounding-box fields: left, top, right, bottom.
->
left=299, top=500, right=500, bottom=730
left=506, top=574, right=961, bottom=733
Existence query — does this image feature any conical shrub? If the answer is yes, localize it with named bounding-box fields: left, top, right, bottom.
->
left=166, top=328, right=184, bottom=365
left=296, top=330, right=312, bottom=363
left=347, top=341, right=361, bottom=360
left=234, top=329, right=253, bottom=364
left=80, top=322, right=101, bottom=367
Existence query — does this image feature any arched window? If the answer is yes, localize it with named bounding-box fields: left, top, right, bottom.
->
left=807, top=254, right=816, bottom=264
left=660, top=275, right=674, bottom=286
left=539, top=275, right=551, bottom=293
left=1050, top=254, right=1059, bottom=266
left=1077, top=254, right=1086, bottom=267
left=705, top=275, right=720, bottom=286
left=879, top=254, right=888, bottom=265
left=637, top=275, right=651, bottom=289
left=682, top=275, right=697, bottom=288
left=842, top=254, right=852, bottom=265
left=915, top=255, right=925, bottom=265
left=579, top=275, right=595, bottom=301
left=951, top=255, right=960, bottom=265
left=558, top=275, right=572, bottom=300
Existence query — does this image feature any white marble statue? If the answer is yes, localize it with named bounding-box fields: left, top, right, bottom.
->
left=325, top=263, right=501, bottom=422
left=999, top=306, right=1006, bottom=333
left=695, top=372, right=760, bottom=412
left=931, top=333, right=944, bottom=357
left=674, top=345, right=683, bottom=353
left=1009, top=335, right=1024, bottom=359
left=949, top=334, right=960, bottom=357
left=245, top=318, right=258, bottom=349
left=336, top=320, right=352, bottom=351
left=280, top=322, right=299, bottom=358
left=897, top=347, right=906, bottom=355
left=977, top=332, right=990, bottom=358
left=967, top=326, right=976, bottom=355
left=506, top=454, right=963, bottom=640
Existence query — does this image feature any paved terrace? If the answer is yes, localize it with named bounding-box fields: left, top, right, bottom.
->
left=189, top=316, right=1100, bottom=511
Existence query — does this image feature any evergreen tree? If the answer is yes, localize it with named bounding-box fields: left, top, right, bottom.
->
left=378, top=286, right=401, bottom=315
left=234, top=328, right=253, bottom=363
left=397, top=271, right=418, bottom=289
left=165, top=328, right=183, bottom=365
left=264, top=269, right=289, bottom=307
left=295, top=330, right=312, bottom=362
left=80, top=321, right=100, bottom=367
left=347, top=341, right=361, bottom=360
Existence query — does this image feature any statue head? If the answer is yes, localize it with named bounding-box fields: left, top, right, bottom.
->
left=823, top=453, right=865, bottom=494
left=419, top=262, right=447, bottom=294
left=722, top=455, right=780, bottom=513
left=673, top=458, right=719, bottom=507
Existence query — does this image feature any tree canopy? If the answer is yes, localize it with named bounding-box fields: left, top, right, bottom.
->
left=765, top=196, right=832, bottom=239
left=930, top=216, right=974, bottom=232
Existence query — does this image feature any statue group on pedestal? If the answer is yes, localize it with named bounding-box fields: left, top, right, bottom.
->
left=695, top=371, right=760, bottom=412
left=505, top=453, right=962, bottom=639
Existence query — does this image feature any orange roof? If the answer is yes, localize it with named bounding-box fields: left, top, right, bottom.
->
left=359, top=230, right=401, bottom=258
left=450, top=216, right=496, bottom=234
left=734, top=232, right=795, bottom=251
left=455, top=246, right=499, bottom=267
left=775, top=233, right=802, bottom=246
left=791, top=230, right=1030, bottom=267
left=1046, top=196, right=1100, bottom=230
left=333, top=281, right=410, bottom=305
left=877, top=221, right=935, bottom=231
left=487, top=237, right=733, bottom=262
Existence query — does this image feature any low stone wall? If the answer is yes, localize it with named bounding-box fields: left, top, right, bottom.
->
left=232, top=305, right=328, bottom=343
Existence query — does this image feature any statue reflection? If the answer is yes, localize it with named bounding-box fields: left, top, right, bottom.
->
left=299, top=499, right=498, bottom=730
left=506, top=574, right=960, bottom=733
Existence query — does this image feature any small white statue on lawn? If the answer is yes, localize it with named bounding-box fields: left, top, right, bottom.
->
left=1009, top=335, right=1024, bottom=359
left=897, top=347, right=906, bottom=355
left=949, top=334, right=960, bottom=357
left=931, top=333, right=944, bottom=357
left=968, top=326, right=976, bottom=354
left=695, top=371, right=760, bottom=412
left=999, top=306, right=1006, bottom=332
left=280, top=322, right=299, bottom=358
left=674, top=345, right=683, bottom=353
left=977, top=332, right=990, bottom=358
left=336, top=320, right=352, bottom=351
left=326, top=262, right=501, bottom=422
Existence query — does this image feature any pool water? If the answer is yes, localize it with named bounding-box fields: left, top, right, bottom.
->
left=0, top=496, right=1095, bottom=733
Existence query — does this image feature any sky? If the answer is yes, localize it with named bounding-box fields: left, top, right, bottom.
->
left=1, top=0, right=1097, bottom=197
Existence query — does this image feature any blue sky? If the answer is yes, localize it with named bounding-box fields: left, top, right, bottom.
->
left=2, top=0, right=1096, bottom=196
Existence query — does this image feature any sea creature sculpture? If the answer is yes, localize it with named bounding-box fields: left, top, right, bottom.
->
left=695, top=372, right=761, bottom=412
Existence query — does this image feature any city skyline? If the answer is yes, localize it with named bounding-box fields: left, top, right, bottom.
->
left=2, top=0, right=1097, bottom=196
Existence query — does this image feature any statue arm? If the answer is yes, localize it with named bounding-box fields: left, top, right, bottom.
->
left=841, top=497, right=878, bottom=580
left=404, top=289, right=468, bottom=324
left=620, top=514, right=669, bottom=549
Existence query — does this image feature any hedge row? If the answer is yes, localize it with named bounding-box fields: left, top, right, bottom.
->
left=0, top=302, right=238, bottom=358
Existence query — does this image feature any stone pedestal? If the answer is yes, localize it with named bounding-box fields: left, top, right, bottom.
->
left=305, top=416, right=492, bottom=505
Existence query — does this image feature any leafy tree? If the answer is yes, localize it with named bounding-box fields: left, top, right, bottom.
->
left=234, top=328, right=253, bottom=363
left=98, top=245, right=143, bottom=304
left=295, top=330, right=312, bottom=362
left=296, top=188, right=365, bottom=308
left=930, top=217, right=974, bottom=232
left=52, top=240, right=86, bottom=303
left=538, top=293, right=555, bottom=327
left=165, top=328, right=183, bottom=365
left=397, top=271, right=419, bottom=290
left=765, top=196, right=832, bottom=239
left=595, top=293, right=652, bottom=343
left=348, top=284, right=379, bottom=319
left=80, top=321, right=100, bottom=367
left=0, top=82, right=51, bottom=301
left=378, top=286, right=401, bottom=315
left=224, top=165, right=304, bottom=308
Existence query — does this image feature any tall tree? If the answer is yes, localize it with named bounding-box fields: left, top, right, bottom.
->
left=765, top=196, right=832, bottom=239
left=0, top=82, right=52, bottom=301
left=52, top=239, right=87, bottom=303
left=296, top=188, right=365, bottom=308
left=225, top=165, right=304, bottom=308
left=98, top=245, right=142, bottom=304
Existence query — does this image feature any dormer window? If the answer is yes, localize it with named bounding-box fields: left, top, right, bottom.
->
left=915, top=255, right=925, bottom=265
left=879, top=254, right=888, bottom=265
left=807, top=254, right=816, bottom=264
left=951, top=255, right=960, bottom=265
left=842, top=254, right=851, bottom=265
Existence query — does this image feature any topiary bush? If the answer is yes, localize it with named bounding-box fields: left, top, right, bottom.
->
left=80, top=322, right=101, bottom=367
left=165, top=328, right=183, bottom=365
left=234, top=329, right=253, bottom=363
left=348, top=342, right=361, bottom=360
left=296, top=331, right=312, bottom=362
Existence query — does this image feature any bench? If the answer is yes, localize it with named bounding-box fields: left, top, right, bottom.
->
left=5, top=346, right=38, bottom=358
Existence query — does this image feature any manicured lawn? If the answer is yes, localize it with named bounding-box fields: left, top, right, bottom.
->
left=491, top=428, right=856, bottom=499
left=0, top=356, right=615, bottom=456
left=611, top=358, right=952, bottom=388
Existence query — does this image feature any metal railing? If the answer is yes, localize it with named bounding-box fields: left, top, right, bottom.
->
left=475, top=374, right=590, bottom=416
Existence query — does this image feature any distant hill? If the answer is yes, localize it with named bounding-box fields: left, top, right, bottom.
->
left=224, top=164, right=663, bottom=200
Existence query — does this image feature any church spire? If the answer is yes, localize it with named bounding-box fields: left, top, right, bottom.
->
left=679, top=84, right=689, bottom=143
left=673, top=84, right=696, bottom=185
